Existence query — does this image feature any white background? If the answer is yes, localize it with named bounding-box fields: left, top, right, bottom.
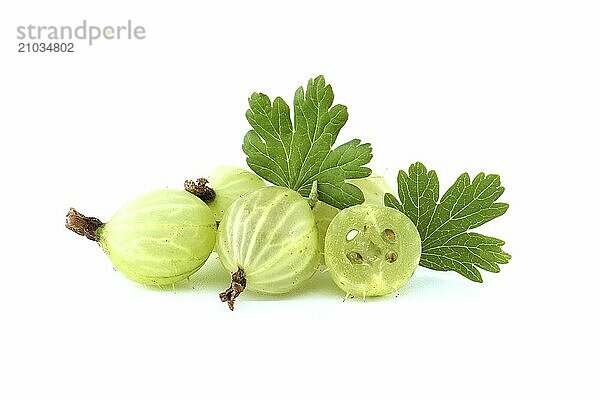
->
left=1, top=1, right=598, bottom=399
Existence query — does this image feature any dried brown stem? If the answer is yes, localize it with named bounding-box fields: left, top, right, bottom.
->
left=219, top=269, right=246, bottom=311
left=184, top=178, right=216, bottom=203
left=65, top=208, right=103, bottom=241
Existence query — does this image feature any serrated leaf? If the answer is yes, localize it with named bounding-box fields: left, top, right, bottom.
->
left=384, top=162, right=511, bottom=282
left=243, top=76, right=372, bottom=209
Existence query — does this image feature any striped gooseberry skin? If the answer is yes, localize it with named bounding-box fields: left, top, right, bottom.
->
left=216, top=186, right=320, bottom=294
left=207, top=166, right=266, bottom=222
left=97, top=189, right=216, bottom=286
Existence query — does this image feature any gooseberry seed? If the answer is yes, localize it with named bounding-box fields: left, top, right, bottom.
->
left=346, top=251, right=364, bottom=264
left=386, top=251, right=398, bottom=263
left=382, top=228, right=396, bottom=243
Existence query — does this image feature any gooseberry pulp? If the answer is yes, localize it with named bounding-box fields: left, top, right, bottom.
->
left=324, top=204, right=421, bottom=298
left=66, top=189, right=217, bottom=286
left=216, top=186, right=320, bottom=310
left=185, top=166, right=266, bottom=223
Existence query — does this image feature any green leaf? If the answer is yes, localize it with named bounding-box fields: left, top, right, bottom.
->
left=243, top=76, right=372, bottom=209
left=384, top=162, right=511, bottom=282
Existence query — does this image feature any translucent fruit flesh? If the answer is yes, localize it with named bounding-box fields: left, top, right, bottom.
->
left=324, top=204, right=421, bottom=297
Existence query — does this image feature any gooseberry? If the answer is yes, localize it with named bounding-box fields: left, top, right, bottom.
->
left=324, top=204, right=421, bottom=298
left=216, top=186, right=320, bottom=309
left=66, top=189, right=217, bottom=286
